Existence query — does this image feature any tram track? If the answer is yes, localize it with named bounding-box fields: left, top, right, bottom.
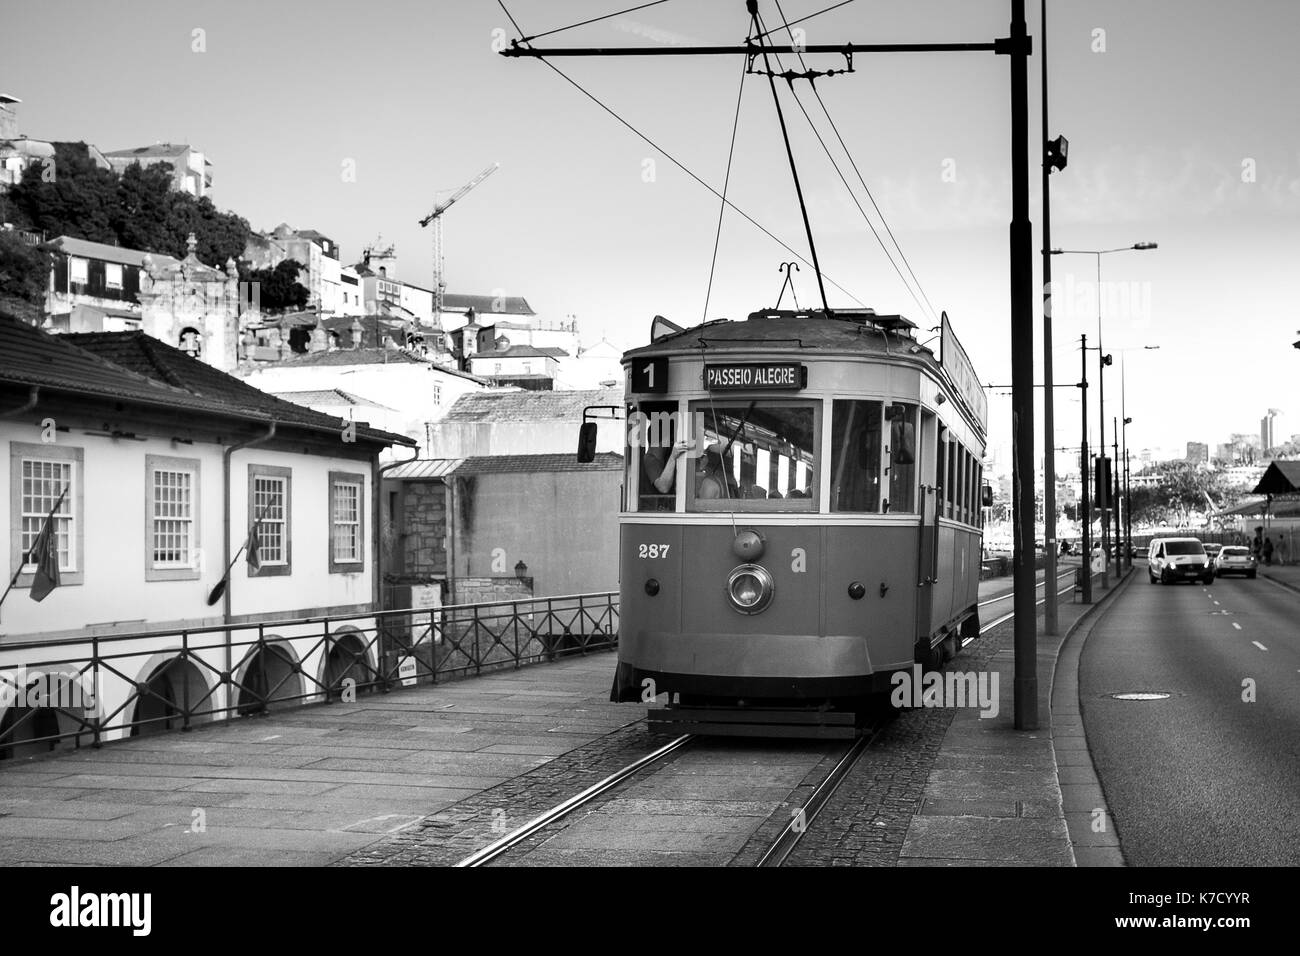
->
left=456, top=576, right=1078, bottom=867
left=454, top=733, right=693, bottom=867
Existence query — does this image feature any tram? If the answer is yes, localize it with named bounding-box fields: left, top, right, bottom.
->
left=583, top=307, right=990, bottom=735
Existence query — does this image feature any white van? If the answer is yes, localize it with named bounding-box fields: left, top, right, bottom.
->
left=1148, top=537, right=1213, bottom=585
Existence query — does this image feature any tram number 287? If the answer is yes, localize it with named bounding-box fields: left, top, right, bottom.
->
left=638, top=544, right=671, bottom=559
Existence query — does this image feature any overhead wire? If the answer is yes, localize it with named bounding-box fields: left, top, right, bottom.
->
left=753, top=0, right=858, bottom=41
left=702, top=54, right=750, bottom=323
left=496, top=0, right=867, bottom=305
left=528, top=54, right=868, bottom=307
left=519, top=0, right=676, bottom=43
left=769, top=0, right=941, bottom=325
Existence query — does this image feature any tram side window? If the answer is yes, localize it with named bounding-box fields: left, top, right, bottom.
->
left=885, top=402, right=917, bottom=513
left=934, top=432, right=946, bottom=519
left=956, top=445, right=966, bottom=524
left=830, top=399, right=882, bottom=512
left=976, top=463, right=985, bottom=527
left=945, top=438, right=957, bottom=519
left=634, top=400, right=680, bottom=512
left=961, top=448, right=971, bottom=525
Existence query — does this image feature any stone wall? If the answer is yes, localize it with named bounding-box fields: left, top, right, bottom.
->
left=401, top=480, right=447, bottom=577
left=452, top=575, right=533, bottom=607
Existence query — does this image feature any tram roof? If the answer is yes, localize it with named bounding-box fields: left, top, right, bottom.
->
left=623, top=311, right=936, bottom=366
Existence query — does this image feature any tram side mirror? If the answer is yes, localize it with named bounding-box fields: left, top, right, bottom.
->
left=890, top=420, right=915, bottom=465
left=577, top=422, right=598, bottom=463
left=982, top=485, right=994, bottom=508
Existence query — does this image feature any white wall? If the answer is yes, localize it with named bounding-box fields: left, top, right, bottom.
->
left=240, top=361, right=487, bottom=459
left=1, top=423, right=376, bottom=640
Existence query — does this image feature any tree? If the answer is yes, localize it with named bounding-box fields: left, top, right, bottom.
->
left=8, top=143, right=119, bottom=244
left=0, top=230, right=51, bottom=323
left=9, top=151, right=250, bottom=266
left=238, top=259, right=309, bottom=313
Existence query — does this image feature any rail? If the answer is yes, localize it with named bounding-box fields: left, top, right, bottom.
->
left=0, top=591, right=617, bottom=759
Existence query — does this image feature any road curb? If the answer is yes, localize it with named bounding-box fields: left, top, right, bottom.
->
left=1258, top=569, right=1300, bottom=596
left=1047, top=567, right=1135, bottom=867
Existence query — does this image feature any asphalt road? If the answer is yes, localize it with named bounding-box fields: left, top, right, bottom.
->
left=1079, top=571, right=1300, bottom=866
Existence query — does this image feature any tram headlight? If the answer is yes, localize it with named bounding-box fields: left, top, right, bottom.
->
left=726, top=564, right=774, bottom=615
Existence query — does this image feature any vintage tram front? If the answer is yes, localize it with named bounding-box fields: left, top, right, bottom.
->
left=607, top=309, right=988, bottom=731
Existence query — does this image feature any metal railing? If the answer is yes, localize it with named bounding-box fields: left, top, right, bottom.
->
left=0, top=591, right=617, bottom=760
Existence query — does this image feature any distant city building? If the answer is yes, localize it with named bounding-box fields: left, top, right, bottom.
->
left=103, top=143, right=210, bottom=198
left=1186, top=441, right=1208, bottom=464
left=41, top=235, right=180, bottom=330
left=1260, top=413, right=1277, bottom=453
left=243, top=223, right=342, bottom=316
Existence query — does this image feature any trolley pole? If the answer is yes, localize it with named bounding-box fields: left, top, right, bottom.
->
left=1009, top=0, right=1038, bottom=731
left=1079, top=334, right=1092, bottom=603
left=1040, top=0, right=1058, bottom=635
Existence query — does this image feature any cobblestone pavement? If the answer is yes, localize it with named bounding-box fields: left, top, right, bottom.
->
left=777, top=618, right=1010, bottom=867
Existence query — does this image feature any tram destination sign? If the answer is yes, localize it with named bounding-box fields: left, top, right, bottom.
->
left=704, top=363, right=806, bottom=391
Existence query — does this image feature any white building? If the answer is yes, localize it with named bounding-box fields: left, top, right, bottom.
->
left=0, top=316, right=412, bottom=755
left=238, top=348, right=494, bottom=459
left=427, top=388, right=624, bottom=459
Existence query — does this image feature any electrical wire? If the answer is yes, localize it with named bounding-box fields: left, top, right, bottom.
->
left=753, top=0, right=858, bottom=41
left=529, top=54, right=868, bottom=307
left=764, top=0, right=941, bottom=325
left=521, top=0, right=675, bottom=43
left=702, top=55, right=749, bottom=323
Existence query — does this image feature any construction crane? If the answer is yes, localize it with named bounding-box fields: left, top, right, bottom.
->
left=419, top=162, right=499, bottom=329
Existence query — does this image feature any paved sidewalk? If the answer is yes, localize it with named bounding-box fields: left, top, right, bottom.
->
left=1258, top=562, right=1300, bottom=594
left=899, top=567, right=1130, bottom=866
left=0, top=654, right=630, bottom=866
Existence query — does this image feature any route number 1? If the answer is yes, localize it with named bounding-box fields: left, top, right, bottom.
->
left=631, top=357, right=668, bottom=394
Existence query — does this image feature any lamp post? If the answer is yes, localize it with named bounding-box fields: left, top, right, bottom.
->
left=1041, top=0, right=1068, bottom=634
left=1051, top=242, right=1157, bottom=586
left=1079, top=333, right=1092, bottom=603
left=1119, top=345, right=1159, bottom=567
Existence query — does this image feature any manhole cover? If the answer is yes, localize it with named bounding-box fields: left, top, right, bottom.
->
left=1109, top=692, right=1171, bottom=701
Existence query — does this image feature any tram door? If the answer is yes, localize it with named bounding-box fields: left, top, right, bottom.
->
left=915, top=410, right=939, bottom=642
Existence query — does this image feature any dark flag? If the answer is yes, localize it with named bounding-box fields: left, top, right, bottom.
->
left=28, top=487, right=68, bottom=603
left=246, top=520, right=262, bottom=573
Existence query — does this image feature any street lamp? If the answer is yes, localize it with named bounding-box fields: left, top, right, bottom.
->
left=1119, top=345, right=1159, bottom=567
left=1051, top=242, right=1158, bottom=586
left=1040, top=0, right=1068, bottom=633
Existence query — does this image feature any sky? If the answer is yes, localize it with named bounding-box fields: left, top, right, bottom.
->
left=3, top=0, right=1298, bottom=474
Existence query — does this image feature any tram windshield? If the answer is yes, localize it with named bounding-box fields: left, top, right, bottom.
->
left=687, top=402, right=817, bottom=511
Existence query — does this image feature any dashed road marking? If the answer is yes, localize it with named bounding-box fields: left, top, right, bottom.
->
left=1252, top=641, right=1268, bottom=652
left=1232, top=622, right=1242, bottom=630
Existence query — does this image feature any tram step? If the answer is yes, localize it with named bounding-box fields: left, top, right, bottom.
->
left=646, top=706, right=862, bottom=739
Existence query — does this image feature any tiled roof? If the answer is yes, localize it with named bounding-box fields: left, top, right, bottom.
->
left=272, top=389, right=395, bottom=410
left=455, top=453, right=622, bottom=475
left=61, top=330, right=412, bottom=447
left=104, top=143, right=190, bottom=159
left=46, top=236, right=180, bottom=270
left=383, top=458, right=464, bottom=480
left=470, top=344, right=561, bottom=360
left=441, top=387, right=622, bottom=424
left=274, top=347, right=424, bottom=367
left=0, top=314, right=238, bottom=416
left=1252, top=460, right=1300, bottom=496
left=442, top=293, right=536, bottom=316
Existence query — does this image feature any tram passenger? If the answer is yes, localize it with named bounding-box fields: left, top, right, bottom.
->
left=638, top=439, right=690, bottom=512
left=695, top=446, right=739, bottom=500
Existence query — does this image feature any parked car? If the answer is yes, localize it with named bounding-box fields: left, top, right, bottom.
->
left=1203, top=542, right=1224, bottom=562
left=1148, top=536, right=1214, bottom=585
left=1214, top=546, right=1258, bottom=579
